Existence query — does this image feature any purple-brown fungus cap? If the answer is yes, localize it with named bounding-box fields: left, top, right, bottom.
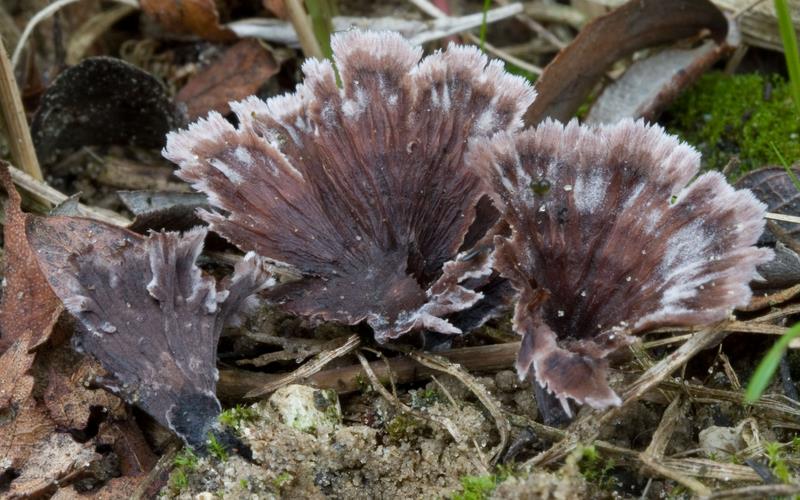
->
left=27, top=217, right=271, bottom=448
left=164, top=30, right=535, bottom=342
left=473, top=119, right=773, bottom=412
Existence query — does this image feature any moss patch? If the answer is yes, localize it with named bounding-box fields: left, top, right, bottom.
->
left=665, top=71, right=800, bottom=176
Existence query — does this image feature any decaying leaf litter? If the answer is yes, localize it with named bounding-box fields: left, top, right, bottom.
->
left=1, top=0, right=800, bottom=498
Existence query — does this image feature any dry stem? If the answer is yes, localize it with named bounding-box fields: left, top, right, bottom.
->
left=403, top=349, right=511, bottom=464
left=0, top=39, right=42, bottom=181
left=8, top=164, right=130, bottom=225
left=408, top=0, right=542, bottom=75
left=243, top=334, right=360, bottom=397
left=285, top=0, right=324, bottom=59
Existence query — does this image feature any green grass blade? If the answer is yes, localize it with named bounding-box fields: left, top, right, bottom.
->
left=306, top=0, right=335, bottom=60
left=775, top=0, right=800, bottom=115
left=479, top=0, right=492, bottom=51
left=745, top=321, right=800, bottom=403
left=770, top=141, right=800, bottom=191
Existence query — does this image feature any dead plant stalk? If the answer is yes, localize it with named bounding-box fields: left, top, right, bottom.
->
left=0, top=39, right=42, bottom=181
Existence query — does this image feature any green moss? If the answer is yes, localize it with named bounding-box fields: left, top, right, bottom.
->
left=451, top=465, right=516, bottom=500
left=385, top=414, right=423, bottom=442
left=451, top=474, right=497, bottom=500
left=410, top=388, right=441, bottom=409
left=665, top=71, right=800, bottom=176
left=218, top=404, right=258, bottom=431
left=207, top=433, right=229, bottom=462
left=173, top=448, right=199, bottom=470
left=169, top=468, right=189, bottom=493
left=355, top=373, right=371, bottom=394
left=272, top=471, right=294, bottom=491
left=765, top=441, right=792, bottom=483
left=791, top=435, right=800, bottom=453
left=576, top=445, right=616, bottom=490
left=168, top=448, right=198, bottom=494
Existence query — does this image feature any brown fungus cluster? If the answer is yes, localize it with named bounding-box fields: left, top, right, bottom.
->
left=164, top=30, right=535, bottom=342
left=474, top=119, right=773, bottom=411
left=162, top=31, right=771, bottom=411
left=24, top=30, right=773, bottom=450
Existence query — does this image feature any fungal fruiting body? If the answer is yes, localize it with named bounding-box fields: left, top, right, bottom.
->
left=164, top=30, right=535, bottom=342
left=27, top=217, right=271, bottom=449
left=474, top=119, right=773, bottom=411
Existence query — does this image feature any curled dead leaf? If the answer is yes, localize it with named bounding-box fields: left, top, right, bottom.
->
left=176, top=39, right=280, bottom=120
left=0, top=332, right=57, bottom=496
left=140, top=0, right=235, bottom=42
left=525, top=0, right=728, bottom=125
left=118, top=190, right=209, bottom=233
left=0, top=163, right=63, bottom=353
left=263, top=0, right=288, bottom=19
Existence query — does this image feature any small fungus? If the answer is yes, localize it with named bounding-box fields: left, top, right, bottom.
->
left=26, top=217, right=272, bottom=449
left=164, top=30, right=534, bottom=341
left=473, top=118, right=773, bottom=412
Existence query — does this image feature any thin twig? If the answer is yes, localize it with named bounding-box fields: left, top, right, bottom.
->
left=642, top=321, right=787, bottom=349
left=752, top=303, right=800, bottom=323
left=218, top=341, right=520, bottom=401
left=641, top=333, right=695, bottom=349
left=718, top=351, right=742, bottom=391
left=131, top=441, right=180, bottom=500
left=355, top=350, right=413, bottom=413
left=525, top=327, right=729, bottom=468
left=658, top=380, right=800, bottom=424
left=243, top=334, right=360, bottom=398
left=740, top=283, right=800, bottom=311
left=404, top=349, right=511, bottom=464
left=285, top=0, right=324, bottom=59
left=721, top=156, right=740, bottom=177
left=639, top=454, right=712, bottom=497
left=639, top=396, right=713, bottom=495
left=362, top=347, right=399, bottom=398
left=355, top=350, right=469, bottom=450
left=407, top=0, right=542, bottom=75
left=644, top=395, right=687, bottom=459
left=494, top=0, right=566, bottom=49
left=0, top=39, right=42, bottom=181
left=708, top=483, right=800, bottom=499
left=11, top=0, right=138, bottom=69
left=766, top=212, right=800, bottom=224
left=619, top=328, right=729, bottom=405
left=8, top=164, right=130, bottom=225
left=731, top=0, right=769, bottom=19
left=509, top=410, right=760, bottom=484
left=767, top=220, right=800, bottom=255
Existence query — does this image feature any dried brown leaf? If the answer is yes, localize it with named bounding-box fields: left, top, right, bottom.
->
left=176, top=39, right=280, bottom=120
left=40, top=348, right=125, bottom=430
left=586, top=34, right=737, bottom=124
left=6, top=433, right=100, bottom=498
left=736, top=167, right=800, bottom=289
left=0, top=164, right=63, bottom=353
left=736, top=167, right=800, bottom=244
left=0, top=333, right=54, bottom=465
left=263, top=0, right=288, bottom=19
left=140, top=0, right=235, bottom=42
left=525, top=0, right=728, bottom=125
